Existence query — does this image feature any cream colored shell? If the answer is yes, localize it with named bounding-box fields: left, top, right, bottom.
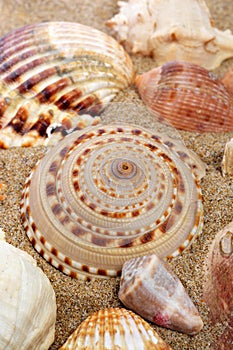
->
left=0, top=21, right=134, bottom=148
left=0, top=229, right=56, bottom=350
left=222, top=138, right=233, bottom=176
left=106, top=0, right=233, bottom=69
left=60, top=307, right=173, bottom=349
left=21, top=123, right=205, bottom=280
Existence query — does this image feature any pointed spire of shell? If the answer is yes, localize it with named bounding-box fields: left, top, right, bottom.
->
left=119, top=254, right=203, bottom=335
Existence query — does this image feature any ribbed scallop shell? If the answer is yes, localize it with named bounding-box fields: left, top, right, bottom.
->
left=21, top=123, right=205, bottom=280
left=60, top=307, right=173, bottom=350
left=136, top=61, right=233, bottom=132
left=0, top=21, right=134, bottom=148
left=0, top=229, right=56, bottom=350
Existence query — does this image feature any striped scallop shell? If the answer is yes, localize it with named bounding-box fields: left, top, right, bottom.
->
left=60, top=307, right=173, bottom=350
left=21, top=123, right=205, bottom=280
left=0, top=21, right=134, bottom=148
left=136, top=60, right=233, bottom=132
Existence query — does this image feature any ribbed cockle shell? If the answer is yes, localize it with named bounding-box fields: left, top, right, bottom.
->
left=0, top=228, right=56, bottom=350
left=119, top=254, right=203, bottom=335
left=106, top=0, right=233, bottom=70
left=0, top=21, right=134, bottom=148
left=60, top=307, right=173, bottom=350
left=21, top=123, right=205, bottom=280
left=136, top=60, right=233, bottom=133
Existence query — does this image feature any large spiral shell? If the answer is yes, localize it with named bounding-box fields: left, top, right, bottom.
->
left=21, top=123, right=205, bottom=280
left=0, top=21, right=134, bottom=148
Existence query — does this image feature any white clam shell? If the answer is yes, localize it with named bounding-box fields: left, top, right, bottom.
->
left=0, top=229, right=56, bottom=350
left=0, top=21, right=134, bottom=148
left=106, top=0, right=233, bottom=69
left=60, top=307, right=173, bottom=349
left=21, top=123, right=205, bottom=280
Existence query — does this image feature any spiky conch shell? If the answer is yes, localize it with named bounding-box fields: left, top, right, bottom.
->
left=0, top=21, right=134, bottom=148
left=60, top=307, right=173, bottom=350
left=0, top=228, right=56, bottom=350
left=21, top=123, right=205, bottom=281
left=136, top=60, right=233, bottom=133
left=106, top=0, right=233, bottom=70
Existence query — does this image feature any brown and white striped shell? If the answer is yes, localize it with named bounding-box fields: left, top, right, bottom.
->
left=21, top=123, right=205, bottom=280
left=136, top=60, right=233, bottom=133
left=0, top=21, right=134, bottom=148
left=60, top=307, right=173, bottom=350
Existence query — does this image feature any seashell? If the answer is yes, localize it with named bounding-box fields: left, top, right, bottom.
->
left=221, top=138, right=233, bottom=176
left=21, top=123, right=205, bottom=280
left=0, top=228, right=56, bottom=350
left=0, top=21, right=134, bottom=148
left=136, top=60, right=233, bottom=133
left=106, top=0, right=233, bottom=70
left=222, top=66, right=233, bottom=95
left=60, top=307, right=173, bottom=349
left=118, top=254, right=203, bottom=335
left=203, top=223, right=233, bottom=349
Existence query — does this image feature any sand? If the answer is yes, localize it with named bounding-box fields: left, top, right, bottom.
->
left=0, top=0, right=233, bottom=349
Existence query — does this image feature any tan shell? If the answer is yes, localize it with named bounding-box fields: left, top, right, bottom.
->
left=21, top=123, right=205, bottom=280
left=136, top=60, right=233, bottom=133
left=222, top=138, right=233, bottom=176
left=0, top=21, right=134, bottom=148
left=203, top=223, right=233, bottom=323
left=119, top=254, right=203, bottom=335
left=203, top=223, right=233, bottom=348
left=106, top=0, right=233, bottom=70
left=0, top=228, right=56, bottom=350
left=60, top=307, right=173, bottom=350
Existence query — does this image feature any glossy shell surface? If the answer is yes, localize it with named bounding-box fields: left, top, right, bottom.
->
left=106, top=0, right=233, bottom=69
left=0, top=228, right=56, bottom=350
left=0, top=21, right=134, bottom=148
left=60, top=307, right=173, bottom=350
left=21, top=123, right=205, bottom=280
left=136, top=61, right=233, bottom=133
left=119, top=254, right=203, bottom=335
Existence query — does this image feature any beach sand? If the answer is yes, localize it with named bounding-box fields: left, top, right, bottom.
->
left=0, top=0, right=233, bottom=349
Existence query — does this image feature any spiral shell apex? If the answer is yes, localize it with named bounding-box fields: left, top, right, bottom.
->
left=60, top=307, right=173, bottom=349
left=21, top=123, right=205, bottom=280
left=136, top=61, right=233, bottom=133
left=0, top=21, right=134, bottom=148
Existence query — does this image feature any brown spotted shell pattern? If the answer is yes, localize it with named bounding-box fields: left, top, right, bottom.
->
left=21, top=123, right=205, bottom=280
left=0, top=21, right=134, bottom=148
